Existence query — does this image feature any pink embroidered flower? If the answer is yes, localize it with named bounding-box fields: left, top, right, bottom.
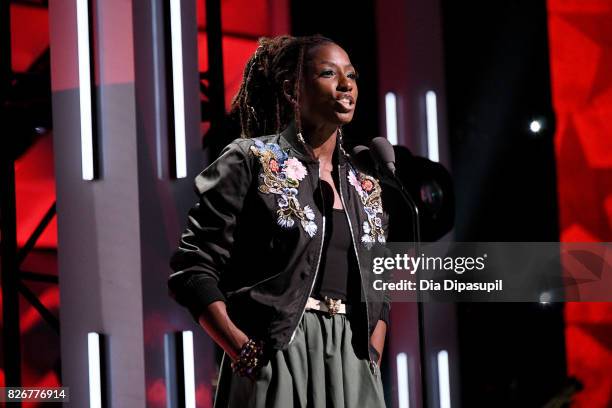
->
left=283, top=157, right=307, bottom=181
left=361, top=179, right=374, bottom=192
left=269, top=159, right=280, bottom=173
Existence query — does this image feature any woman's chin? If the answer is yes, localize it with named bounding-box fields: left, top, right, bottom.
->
left=333, top=110, right=355, bottom=125
left=302, top=111, right=354, bottom=128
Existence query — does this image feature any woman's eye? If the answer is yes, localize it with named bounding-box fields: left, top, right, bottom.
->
left=348, top=72, right=359, bottom=80
left=320, top=70, right=335, bottom=77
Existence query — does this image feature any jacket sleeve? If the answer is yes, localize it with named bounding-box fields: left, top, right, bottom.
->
left=168, top=139, right=252, bottom=321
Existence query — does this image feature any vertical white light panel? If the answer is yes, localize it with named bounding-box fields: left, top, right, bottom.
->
left=437, top=350, right=451, bottom=408
left=182, top=331, right=196, bottom=408
left=385, top=92, right=398, bottom=145
left=87, top=332, right=102, bottom=408
left=396, top=352, right=410, bottom=408
left=169, top=0, right=187, bottom=179
left=163, top=334, right=173, bottom=408
left=76, top=0, right=94, bottom=180
left=426, top=90, right=439, bottom=162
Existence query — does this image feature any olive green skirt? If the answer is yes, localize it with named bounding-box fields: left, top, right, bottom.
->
left=214, top=310, right=386, bottom=408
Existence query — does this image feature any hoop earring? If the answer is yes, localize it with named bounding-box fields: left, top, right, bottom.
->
left=248, top=105, right=259, bottom=126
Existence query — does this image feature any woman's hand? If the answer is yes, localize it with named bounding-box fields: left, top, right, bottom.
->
left=198, top=301, right=249, bottom=361
left=370, top=319, right=387, bottom=366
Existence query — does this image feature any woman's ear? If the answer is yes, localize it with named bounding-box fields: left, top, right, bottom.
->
left=283, top=79, right=297, bottom=105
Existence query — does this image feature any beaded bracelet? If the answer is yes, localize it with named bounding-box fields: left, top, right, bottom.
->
left=231, top=338, right=265, bottom=378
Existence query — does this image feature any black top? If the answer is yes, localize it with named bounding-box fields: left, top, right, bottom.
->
left=312, top=209, right=360, bottom=302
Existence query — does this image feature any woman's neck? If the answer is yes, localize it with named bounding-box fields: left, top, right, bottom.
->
left=301, top=122, right=337, bottom=169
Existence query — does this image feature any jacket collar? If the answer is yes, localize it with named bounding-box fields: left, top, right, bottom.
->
left=277, top=122, right=350, bottom=167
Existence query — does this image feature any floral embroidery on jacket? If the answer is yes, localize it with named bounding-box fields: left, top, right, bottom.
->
left=250, top=140, right=318, bottom=238
left=347, top=167, right=386, bottom=248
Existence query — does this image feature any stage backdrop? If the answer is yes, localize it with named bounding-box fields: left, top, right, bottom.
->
left=548, top=0, right=612, bottom=407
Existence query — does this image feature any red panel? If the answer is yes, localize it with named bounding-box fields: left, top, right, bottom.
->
left=197, top=33, right=259, bottom=110
left=20, top=285, right=61, bottom=390
left=548, top=0, right=612, bottom=406
left=10, top=4, right=49, bottom=72
left=197, top=0, right=270, bottom=36
left=0, top=277, right=62, bottom=408
left=14, top=135, right=57, bottom=249
left=5, top=3, right=59, bottom=394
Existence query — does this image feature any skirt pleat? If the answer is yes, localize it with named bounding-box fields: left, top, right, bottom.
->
left=214, top=310, right=386, bottom=408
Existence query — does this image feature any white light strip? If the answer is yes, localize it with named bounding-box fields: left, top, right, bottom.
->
left=385, top=92, right=398, bottom=145
left=76, top=0, right=94, bottom=181
left=426, top=90, right=439, bottom=162
left=396, top=352, right=410, bottom=408
left=87, top=332, right=102, bottom=408
left=437, top=350, right=451, bottom=408
left=152, top=0, right=164, bottom=179
left=169, top=0, right=187, bottom=179
left=182, top=331, right=196, bottom=408
left=163, top=335, right=173, bottom=408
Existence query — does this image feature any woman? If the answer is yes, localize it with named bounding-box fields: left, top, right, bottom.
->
left=169, top=34, right=389, bottom=408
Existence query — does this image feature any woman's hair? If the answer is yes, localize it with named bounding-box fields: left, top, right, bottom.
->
left=230, top=34, right=334, bottom=138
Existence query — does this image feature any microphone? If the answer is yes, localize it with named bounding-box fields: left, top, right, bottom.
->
left=351, top=145, right=374, bottom=171
left=366, top=137, right=421, bottom=244
left=352, top=144, right=369, bottom=156
left=369, top=137, right=397, bottom=176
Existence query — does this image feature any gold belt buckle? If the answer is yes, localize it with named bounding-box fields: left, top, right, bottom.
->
left=324, top=296, right=341, bottom=316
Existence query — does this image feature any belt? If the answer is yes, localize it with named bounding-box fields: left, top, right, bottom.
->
left=305, top=296, right=347, bottom=316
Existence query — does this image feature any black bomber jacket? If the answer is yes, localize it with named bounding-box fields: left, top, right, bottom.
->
left=168, top=123, right=391, bottom=365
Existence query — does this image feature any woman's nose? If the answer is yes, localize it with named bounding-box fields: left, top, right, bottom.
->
left=337, top=75, right=353, bottom=91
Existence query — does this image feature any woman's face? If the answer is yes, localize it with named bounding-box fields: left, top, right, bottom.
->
left=298, top=42, right=359, bottom=128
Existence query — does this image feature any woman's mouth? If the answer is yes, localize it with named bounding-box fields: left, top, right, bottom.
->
left=335, top=94, right=355, bottom=112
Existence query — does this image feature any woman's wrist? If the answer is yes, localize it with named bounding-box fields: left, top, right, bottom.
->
left=197, top=301, right=250, bottom=361
left=369, top=344, right=382, bottom=363
left=228, top=331, right=250, bottom=361
left=370, top=319, right=387, bottom=365
left=230, top=338, right=265, bottom=378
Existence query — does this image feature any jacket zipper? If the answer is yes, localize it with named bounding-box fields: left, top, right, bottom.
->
left=338, top=163, right=377, bottom=375
left=288, top=162, right=326, bottom=345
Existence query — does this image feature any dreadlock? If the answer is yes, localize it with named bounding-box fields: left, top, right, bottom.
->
left=230, top=34, right=334, bottom=139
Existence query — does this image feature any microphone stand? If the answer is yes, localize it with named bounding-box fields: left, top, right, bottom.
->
left=379, top=172, right=421, bottom=247
left=377, top=168, right=429, bottom=408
